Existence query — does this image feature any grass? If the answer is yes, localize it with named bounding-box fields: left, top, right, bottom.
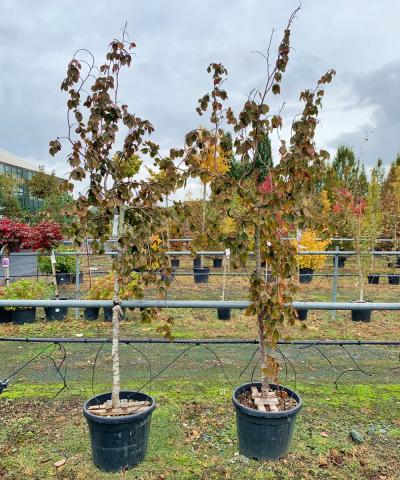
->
left=0, top=255, right=399, bottom=478
left=0, top=383, right=399, bottom=479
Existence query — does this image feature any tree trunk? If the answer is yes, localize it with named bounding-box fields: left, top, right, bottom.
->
left=111, top=207, right=125, bottom=409
left=166, top=194, right=170, bottom=250
left=255, top=225, right=269, bottom=394
left=201, top=182, right=207, bottom=268
left=50, top=249, right=59, bottom=299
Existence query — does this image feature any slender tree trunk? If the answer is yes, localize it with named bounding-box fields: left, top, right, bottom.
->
left=50, top=249, right=59, bottom=299
left=111, top=207, right=125, bottom=409
left=355, top=217, right=364, bottom=302
left=166, top=194, right=170, bottom=250
left=255, top=225, right=269, bottom=394
left=201, top=182, right=207, bottom=268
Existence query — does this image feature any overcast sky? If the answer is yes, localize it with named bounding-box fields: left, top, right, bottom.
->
left=1, top=0, right=399, bottom=198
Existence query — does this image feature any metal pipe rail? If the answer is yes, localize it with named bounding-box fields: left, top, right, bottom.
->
left=2, top=250, right=400, bottom=257
left=1, top=299, right=400, bottom=310
left=0, top=337, right=398, bottom=346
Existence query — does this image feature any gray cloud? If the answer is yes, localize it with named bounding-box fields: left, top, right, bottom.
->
left=329, top=62, right=400, bottom=168
left=1, top=0, right=400, bottom=193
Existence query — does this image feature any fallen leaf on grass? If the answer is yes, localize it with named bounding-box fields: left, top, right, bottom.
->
left=53, top=459, right=66, bottom=468
left=320, top=431, right=329, bottom=437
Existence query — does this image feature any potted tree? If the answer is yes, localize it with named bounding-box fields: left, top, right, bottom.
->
left=333, top=188, right=375, bottom=322
left=4, top=279, right=52, bottom=324
left=183, top=9, right=335, bottom=459
left=295, top=229, right=329, bottom=285
left=50, top=33, right=179, bottom=472
left=384, top=165, right=400, bottom=284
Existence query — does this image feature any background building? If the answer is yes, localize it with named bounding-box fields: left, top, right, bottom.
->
left=0, top=148, right=44, bottom=212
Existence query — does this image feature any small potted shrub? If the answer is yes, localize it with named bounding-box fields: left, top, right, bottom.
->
left=183, top=10, right=335, bottom=460
left=295, top=229, right=329, bottom=285
left=0, top=286, right=12, bottom=323
left=4, top=279, right=52, bottom=324
left=38, top=245, right=79, bottom=285
left=86, top=273, right=141, bottom=321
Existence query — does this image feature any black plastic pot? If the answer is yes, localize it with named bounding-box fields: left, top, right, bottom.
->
left=0, top=307, right=13, bottom=323
left=388, top=274, right=400, bottom=285
left=217, top=308, right=231, bottom=320
left=193, top=267, right=210, bottom=284
left=103, top=307, right=126, bottom=322
left=333, top=255, right=347, bottom=268
left=84, top=307, right=100, bottom=321
left=171, top=258, right=180, bottom=268
left=12, top=308, right=36, bottom=325
left=299, top=268, right=314, bottom=284
left=367, top=274, right=380, bottom=285
left=56, top=272, right=84, bottom=285
left=213, top=258, right=223, bottom=268
left=193, top=257, right=201, bottom=268
left=83, top=391, right=156, bottom=472
left=44, top=305, right=68, bottom=321
left=232, top=382, right=302, bottom=460
left=351, top=302, right=372, bottom=322
left=296, top=309, right=308, bottom=321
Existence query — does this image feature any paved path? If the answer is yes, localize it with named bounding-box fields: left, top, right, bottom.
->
left=0, top=251, right=38, bottom=279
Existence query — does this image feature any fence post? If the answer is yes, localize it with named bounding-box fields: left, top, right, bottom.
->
left=75, top=256, right=80, bottom=320
left=331, top=246, right=339, bottom=319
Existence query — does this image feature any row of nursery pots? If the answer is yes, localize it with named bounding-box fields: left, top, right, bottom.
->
left=170, top=257, right=223, bottom=269
left=0, top=305, right=69, bottom=324
left=0, top=306, right=233, bottom=323
left=84, top=382, right=302, bottom=472
left=299, top=267, right=400, bottom=285
left=296, top=306, right=373, bottom=323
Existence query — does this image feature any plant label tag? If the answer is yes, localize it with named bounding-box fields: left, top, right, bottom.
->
left=2, top=257, right=9, bottom=268
left=55, top=308, right=60, bottom=313
left=225, top=248, right=230, bottom=258
left=50, top=252, right=56, bottom=265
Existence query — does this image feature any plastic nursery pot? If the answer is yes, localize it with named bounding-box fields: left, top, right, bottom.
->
left=12, top=308, right=36, bottom=325
left=103, top=307, right=126, bottom=322
left=232, top=382, right=302, bottom=461
left=44, top=300, right=68, bottom=321
left=296, top=309, right=308, bottom=321
left=56, top=272, right=84, bottom=285
left=213, top=258, right=223, bottom=268
left=83, top=391, right=156, bottom=473
left=0, top=307, right=13, bottom=323
left=367, top=274, right=380, bottom=285
left=217, top=308, right=231, bottom=320
left=193, top=257, right=201, bottom=268
left=351, top=302, right=372, bottom=322
left=299, top=268, right=314, bottom=284
left=84, top=307, right=100, bottom=321
left=388, top=274, right=400, bottom=285
left=171, top=258, right=180, bottom=268
left=333, top=256, right=347, bottom=268
left=193, top=267, right=210, bottom=284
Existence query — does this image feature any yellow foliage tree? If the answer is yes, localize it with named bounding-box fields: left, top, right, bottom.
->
left=293, top=229, right=329, bottom=270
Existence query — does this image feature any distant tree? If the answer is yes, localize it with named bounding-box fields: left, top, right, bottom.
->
left=27, top=166, right=60, bottom=199
left=0, top=174, right=23, bottom=218
left=372, top=158, right=386, bottom=186
left=227, top=131, right=272, bottom=181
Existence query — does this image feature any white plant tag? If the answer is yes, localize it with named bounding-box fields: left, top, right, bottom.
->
left=225, top=248, right=230, bottom=258
left=50, top=252, right=56, bottom=265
